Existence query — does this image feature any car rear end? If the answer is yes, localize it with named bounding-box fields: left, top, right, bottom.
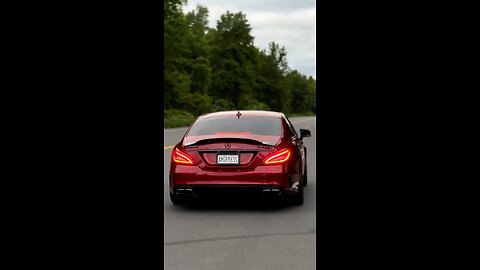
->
left=169, top=112, right=298, bottom=203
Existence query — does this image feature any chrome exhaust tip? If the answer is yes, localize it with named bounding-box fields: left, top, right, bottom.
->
left=262, top=188, right=281, bottom=196
left=176, top=188, right=194, bottom=196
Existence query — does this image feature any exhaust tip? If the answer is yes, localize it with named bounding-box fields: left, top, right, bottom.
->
left=176, top=188, right=194, bottom=196
left=262, top=188, right=281, bottom=196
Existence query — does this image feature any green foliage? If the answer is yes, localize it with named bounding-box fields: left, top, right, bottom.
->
left=285, top=70, right=310, bottom=113
left=213, top=11, right=254, bottom=48
left=185, top=5, right=210, bottom=59
left=177, top=92, right=212, bottom=117
left=306, top=76, right=316, bottom=113
left=185, top=5, right=209, bottom=38
left=163, top=3, right=316, bottom=127
left=212, top=98, right=235, bottom=111
left=164, top=0, right=187, bottom=20
left=189, top=57, right=211, bottom=95
left=253, top=43, right=292, bottom=112
left=208, top=11, right=257, bottom=109
left=164, top=70, right=191, bottom=108
left=164, top=108, right=196, bottom=128
left=242, top=99, right=270, bottom=110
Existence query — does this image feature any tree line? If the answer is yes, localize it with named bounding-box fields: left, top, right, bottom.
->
left=164, top=0, right=316, bottom=119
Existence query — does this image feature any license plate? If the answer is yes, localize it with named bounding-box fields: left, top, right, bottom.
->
left=217, top=154, right=239, bottom=165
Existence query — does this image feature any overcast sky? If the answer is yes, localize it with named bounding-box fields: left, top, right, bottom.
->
left=184, top=0, right=316, bottom=79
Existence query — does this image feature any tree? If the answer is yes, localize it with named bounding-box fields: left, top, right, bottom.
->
left=164, top=0, right=187, bottom=19
left=254, top=42, right=291, bottom=112
left=163, top=1, right=316, bottom=125
left=189, top=57, right=211, bottom=95
left=208, top=11, right=257, bottom=109
left=284, top=70, right=310, bottom=113
left=185, top=5, right=211, bottom=59
left=306, top=76, right=316, bottom=113
left=185, top=4, right=209, bottom=38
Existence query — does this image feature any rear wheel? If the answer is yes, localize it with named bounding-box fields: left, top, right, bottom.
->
left=170, top=192, right=185, bottom=205
left=291, top=182, right=304, bottom=205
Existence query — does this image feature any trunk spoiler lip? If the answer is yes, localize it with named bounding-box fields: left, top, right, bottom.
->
left=183, top=137, right=278, bottom=147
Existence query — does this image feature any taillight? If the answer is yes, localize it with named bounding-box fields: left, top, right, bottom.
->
left=263, top=149, right=291, bottom=165
left=172, top=148, right=194, bottom=165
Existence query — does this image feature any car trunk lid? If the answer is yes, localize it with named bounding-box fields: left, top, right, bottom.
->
left=183, top=137, right=279, bottom=171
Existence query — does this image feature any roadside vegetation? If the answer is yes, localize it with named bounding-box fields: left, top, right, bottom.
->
left=164, top=109, right=196, bottom=128
left=164, top=0, right=316, bottom=128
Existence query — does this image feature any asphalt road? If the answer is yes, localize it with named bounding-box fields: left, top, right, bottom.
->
left=164, top=116, right=316, bottom=270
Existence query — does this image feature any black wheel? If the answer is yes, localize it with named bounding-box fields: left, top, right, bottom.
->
left=303, top=154, right=308, bottom=187
left=170, top=192, right=184, bottom=205
left=291, top=182, right=304, bottom=205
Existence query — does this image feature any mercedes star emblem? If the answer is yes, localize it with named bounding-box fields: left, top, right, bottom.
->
left=224, top=143, right=231, bottom=149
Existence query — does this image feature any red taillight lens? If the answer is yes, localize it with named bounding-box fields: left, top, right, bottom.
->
left=172, top=148, right=194, bottom=165
left=263, top=149, right=291, bottom=165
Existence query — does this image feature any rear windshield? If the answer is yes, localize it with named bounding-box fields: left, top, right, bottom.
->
left=187, top=116, right=282, bottom=136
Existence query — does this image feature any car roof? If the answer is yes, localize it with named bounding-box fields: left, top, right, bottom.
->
left=198, top=110, right=284, bottom=119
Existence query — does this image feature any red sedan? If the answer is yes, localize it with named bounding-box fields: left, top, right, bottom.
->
left=169, top=110, right=311, bottom=205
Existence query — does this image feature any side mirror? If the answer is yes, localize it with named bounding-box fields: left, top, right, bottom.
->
left=300, top=129, right=311, bottom=140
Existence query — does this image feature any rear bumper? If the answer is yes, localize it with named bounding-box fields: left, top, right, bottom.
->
left=170, top=164, right=292, bottom=194
left=173, top=185, right=284, bottom=198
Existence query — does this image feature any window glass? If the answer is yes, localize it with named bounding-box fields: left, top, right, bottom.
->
left=187, top=116, right=282, bottom=136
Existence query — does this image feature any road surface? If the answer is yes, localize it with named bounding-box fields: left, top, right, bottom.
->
left=164, top=116, right=316, bottom=270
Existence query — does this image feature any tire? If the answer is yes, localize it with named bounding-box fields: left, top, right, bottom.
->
left=291, top=182, right=304, bottom=205
left=170, top=192, right=184, bottom=205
